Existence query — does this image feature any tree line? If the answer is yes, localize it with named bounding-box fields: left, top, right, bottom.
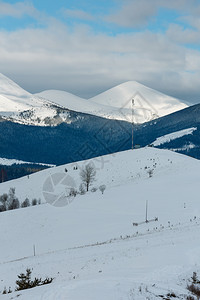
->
left=0, top=187, right=41, bottom=212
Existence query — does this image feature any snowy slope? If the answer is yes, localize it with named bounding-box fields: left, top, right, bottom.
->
left=0, top=157, right=55, bottom=167
left=0, top=148, right=200, bottom=299
left=152, top=127, right=197, bottom=146
left=0, top=73, right=31, bottom=99
left=0, top=147, right=198, bottom=205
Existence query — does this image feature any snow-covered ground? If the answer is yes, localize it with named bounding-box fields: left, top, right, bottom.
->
left=0, top=73, right=188, bottom=125
left=0, top=148, right=200, bottom=299
left=152, top=127, right=197, bottom=146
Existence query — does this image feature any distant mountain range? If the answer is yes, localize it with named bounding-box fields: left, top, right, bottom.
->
left=0, top=73, right=199, bottom=182
left=0, top=73, right=187, bottom=125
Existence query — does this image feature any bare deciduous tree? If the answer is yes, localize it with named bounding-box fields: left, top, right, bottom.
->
left=80, top=163, right=96, bottom=192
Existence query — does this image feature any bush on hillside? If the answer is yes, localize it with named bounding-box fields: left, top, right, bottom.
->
left=99, top=185, right=106, bottom=194
left=31, top=199, right=37, bottom=206
left=21, top=198, right=30, bottom=208
left=15, top=268, right=53, bottom=291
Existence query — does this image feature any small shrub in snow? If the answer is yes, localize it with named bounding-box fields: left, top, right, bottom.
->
left=166, top=292, right=176, bottom=297
left=21, top=198, right=30, bottom=208
left=99, top=185, right=106, bottom=194
left=191, top=272, right=200, bottom=284
left=8, top=198, right=20, bottom=210
left=68, top=188, right=78, bottom=197
left=15, top=268, right=33, bottom=291
left=79, top=183, right=86, bottom=195
left=15, top=268, right=53, bottom=291
left=186, top=272, right=200, bottom=298
left=187, top=283, right=200, bottom=297
left=32, top=199, right=37, bottom=206
left=91, top=187, right=97, bottom=192
left=147, top=169, right=153, bottom=178
left=41, top=277, right=54, bottom=285
left=2, top=287, right=12, bottom=294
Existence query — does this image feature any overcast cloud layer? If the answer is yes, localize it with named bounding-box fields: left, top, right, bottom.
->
left=0, top=0, right=200, bottom=103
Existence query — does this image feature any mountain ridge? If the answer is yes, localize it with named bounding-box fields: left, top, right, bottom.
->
left=0, top=73, right=188, bottom=125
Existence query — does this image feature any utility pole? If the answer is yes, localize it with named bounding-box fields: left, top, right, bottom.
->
left=145, top=200, right=148, bottom=223
left=33, top=244, right=36, bottom=256
left=131, top=98, right=134, bottom=150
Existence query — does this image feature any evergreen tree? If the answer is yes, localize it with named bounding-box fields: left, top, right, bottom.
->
left=21, top=198, right=30, bottom=208
left=16, top=268, right=32, bottom=291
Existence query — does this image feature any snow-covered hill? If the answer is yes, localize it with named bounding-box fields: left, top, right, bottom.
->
left=0, top=148, right=200, bottom=299
left=0, top=147, right=196, bottom=202
left=0, top=73, right=188, bottom=125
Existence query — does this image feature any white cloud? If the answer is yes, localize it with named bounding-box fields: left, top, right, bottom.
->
left=0, top=1, right=38, bottom=18
left=63, top=9, right=94, bottom=21
left=106, top=0, right=159, bottom=27
left=106, top=0, right=200, bottom=29
left=167, top=24, right=200, bottom=45
left=1, top=22, right=200, bottom=103
left=0, top=1, right=200, bottom=103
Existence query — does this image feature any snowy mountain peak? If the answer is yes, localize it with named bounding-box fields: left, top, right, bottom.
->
left=89, top=80, right=188, bottom=123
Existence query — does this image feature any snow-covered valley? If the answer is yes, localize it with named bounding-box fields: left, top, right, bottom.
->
left=0, top=148, right=200, bottom=299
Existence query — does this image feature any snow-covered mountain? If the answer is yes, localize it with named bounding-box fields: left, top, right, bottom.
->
left=90, top=81, right=188, bottom=123
left=38, top=81, right=188, bottom=124
left=0, top=73, right=188, bottom=125
left=0, top=148, right=200, bottom=299
left=36, top=89, right=126, bottom=122
left=0, top=73, right=74, bottom=126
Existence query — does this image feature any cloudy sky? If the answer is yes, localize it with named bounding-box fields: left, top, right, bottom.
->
left=1, top=0, right=200, bottom=103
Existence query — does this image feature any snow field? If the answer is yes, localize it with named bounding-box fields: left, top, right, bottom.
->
left=0, top=148, right=200, bottom=298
